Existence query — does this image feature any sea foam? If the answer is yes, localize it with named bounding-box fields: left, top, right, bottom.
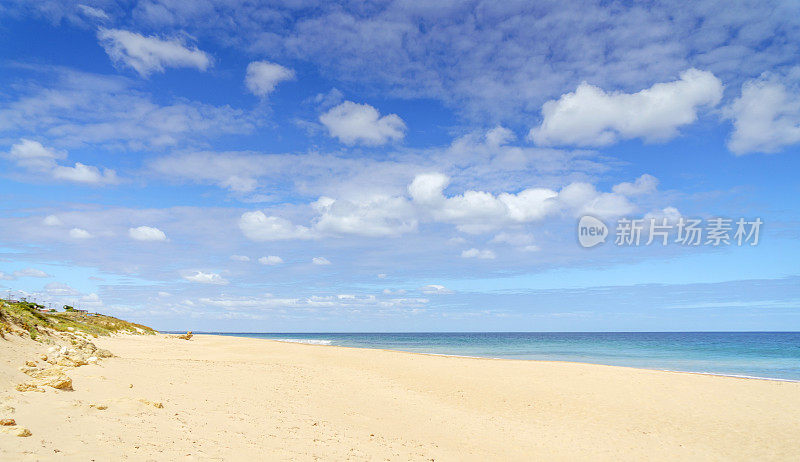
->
left=272, top=338, right=332, bottom=345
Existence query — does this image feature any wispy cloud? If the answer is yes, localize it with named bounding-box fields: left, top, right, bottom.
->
left=0, top=68, right=253, bottom=151
left=98, top=28, right=212, bottom=77
left=420, top=285, right=454, bottom=295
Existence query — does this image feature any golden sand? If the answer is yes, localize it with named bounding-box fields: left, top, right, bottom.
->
left=2, top=333, right=799, bottom=460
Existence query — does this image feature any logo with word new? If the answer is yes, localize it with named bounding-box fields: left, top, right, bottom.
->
left=578, top=216, right=608, bottom=248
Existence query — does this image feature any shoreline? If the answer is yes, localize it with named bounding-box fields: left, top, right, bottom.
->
left=195, top=332, right=800, bottom=383
left=3, top=332, right=799, bottom=460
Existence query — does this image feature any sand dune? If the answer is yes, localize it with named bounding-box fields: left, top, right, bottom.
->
left=2, top=333, right=799, bottom=460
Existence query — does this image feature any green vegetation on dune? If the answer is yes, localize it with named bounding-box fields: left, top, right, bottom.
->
left=0, top=299, right=156, bottom=340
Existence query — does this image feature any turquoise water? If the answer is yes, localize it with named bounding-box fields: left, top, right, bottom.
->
left=204, top=332, right=800, bottom=381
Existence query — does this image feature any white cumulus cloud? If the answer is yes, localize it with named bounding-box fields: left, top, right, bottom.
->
left=312, top=257, right=331, bottom=265
left=245, top=61, right=294, bottom=96
left=726, top=71, right=800, bottom=155
left=230, top=255, right=250, bottom=262
left=239, top=211, right=317, bottom=241
left=529, top=69, right=723, bottom=147
left=69, top=228, right=93, bottom=239
left=43, top=215, right=63, bottom=226
left=409, top=173, right=633, bottom=233
left=45, top=281, right=80, bottom=296
left=491, top=232, right=535, bottom=247
left=129, top=226, right=167, bottom=241
left=644, top=206, right=682, bottom=224
left=258, top=256, right=283, bottom=265
left=408, top=173, right=560, bottom=233
left=612, top=174, right=659, bottom=196
left=183, top=271, right=228, bottom=285
left=312, top=195, right=417, bottom=237
left=319, top=101, right=406, bottom=145
left=557, top=182, right=636, bottom=218
left=5, top=139, right=117, bottom=185
left=461, top=248, right=496, bottom=259
left=239, top=173, right=656, bottom=241
left=52, top=163, right=117, bottom=184
left=420, top=284, right=454, bottom=295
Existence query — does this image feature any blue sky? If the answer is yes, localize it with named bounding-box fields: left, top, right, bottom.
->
left=0, top=0, right=798, bottom=332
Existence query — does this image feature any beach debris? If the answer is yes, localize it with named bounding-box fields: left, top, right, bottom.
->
left=24, top=360, right=37, bottom=367
left=0, top=424, right=32, bottom=438
left=0, top=418, right=15, bottom=426
left=176, top=331, right=193, bottom=340
left=1, top=425, right=32, bottom=437
left=39, top=354, right=48, bottom=362
left=139, top=399, right=164, bottom=409
left=89, top=403, right=108, bottom=410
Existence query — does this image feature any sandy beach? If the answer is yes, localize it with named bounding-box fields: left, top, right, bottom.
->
left=2, top=333, right=799, bottom=460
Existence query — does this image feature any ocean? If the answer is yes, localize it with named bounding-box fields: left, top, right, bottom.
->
left=204, top=331, right=800, bottom=381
